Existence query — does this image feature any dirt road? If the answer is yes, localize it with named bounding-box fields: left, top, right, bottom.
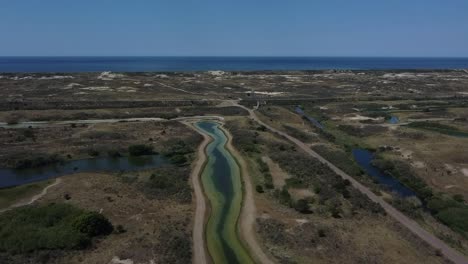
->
left=0, top=178, right=62, bottom=213
left=221, top=126, right=274, bottom=264
left=235, top=103, right=468, bottom=264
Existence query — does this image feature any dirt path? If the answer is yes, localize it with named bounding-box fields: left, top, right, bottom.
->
left=184, top=122, right=211, bottom=264
left=221, top=126, right=275, bottom=264
left=235, top=102, right=468, bottom=264
left=0, top=178, right=62, bottom=213
left=155, top=81, right=202, bottom=95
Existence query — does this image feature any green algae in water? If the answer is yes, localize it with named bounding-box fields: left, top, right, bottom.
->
left=195, top=121, right=253, bottom=264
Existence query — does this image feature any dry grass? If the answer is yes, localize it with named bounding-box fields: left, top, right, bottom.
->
left=30, top=172, right=192, bottom=264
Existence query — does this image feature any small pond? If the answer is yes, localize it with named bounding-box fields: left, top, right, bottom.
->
left=0, top=155, right=170, bottom=189
left=388, top=116, right=399, bottom=124
left=352, top=148, right=416, bottom=197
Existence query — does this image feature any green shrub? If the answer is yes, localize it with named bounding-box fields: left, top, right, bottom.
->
left=427, top=197, right=465, bottom=212
left=312, top=145, right=362, bottom=177
left=72, top=212, right=113, bottom=236
left=256, top=185, right=264, bottom=193
left=128, top=144, right=154, bottom=156
left=294, top=199, right=312, bottom=214
left=436, top=208, right=468, bottom=234
left=14, top=154, right=63, bottom=169
left=87, top=149, right=100, bottom=157
left=107, top=149, right=122, bottom=158
left=453, top=194, right=465, bottom=203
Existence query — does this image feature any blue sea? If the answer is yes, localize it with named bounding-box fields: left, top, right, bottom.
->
left=0, top=57, right=468, bottom=73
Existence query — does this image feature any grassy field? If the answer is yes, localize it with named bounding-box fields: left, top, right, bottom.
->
left=0, top=180, right=53, bottom=209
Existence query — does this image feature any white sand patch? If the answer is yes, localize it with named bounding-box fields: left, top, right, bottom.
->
left=345, top=114, right=381, bottom=121
left=408, top=88, right=421, bottom=93
left=247, top=91, right=285, bottom=96
left=11, top=76, right=34, bottom=80
left=295, top=219, right=310, bottom=225
left=462, top=168, right=468, bottom=177
left=289, top=188, right=314, bottom=200
left=457, top=92, right=468, bottom=95
left=39, top=75, right=74, bottom=80
left=382, top=73, right=430, bottom=79
left=260, top=213, right=271, bottom=219
left=261, top=156, right=290, bottom=188
left=381, top=105, right=395, bottom=110
left=319, top=106, right=329, bottom=110
left=116, top=86, right=137, bottom=92
left=155, top=74, right=169, bottom=78
left=143, top=83, right=153, bottom=87
left=80, top=86, right=112, bottom=91
left=444, top=185, right=457, bottom=189
left=110, top=257, right=134, bottom=264
left=74, top=92, right=88, bottom=95
left=399, top=149, right=413, bottom=159
left=412, top=161, right=426, bottom=169
left=63, top=83, right=82, bottom=89
left=97, top=71, right=124, bottom=80
left=444, top=164, right=455, bottom=171
left=223, top=87, right=232, bottom=90
left=208, top=70, right=226, bottom=76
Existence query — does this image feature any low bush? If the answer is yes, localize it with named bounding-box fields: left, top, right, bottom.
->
left=312, top=145, right=362, bottom=177
left=256, top=158, right=274, bottom=189
left=140, top=167, right=191, bottom=203
left=72, top=212, right=113, bottom=236
left=13, top=154, right=64, bottom=169
left=294, top=199, right=312, bottom=214
left=436, top=208, right=468, bottom=234
left=128, top=144, right=154, bottom=156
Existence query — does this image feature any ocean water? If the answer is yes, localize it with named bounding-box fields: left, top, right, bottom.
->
left=0, top=57, right=468, bottom=73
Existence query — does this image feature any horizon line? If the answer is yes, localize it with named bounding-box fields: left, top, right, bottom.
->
left=1, top=55, right=468, bottom=59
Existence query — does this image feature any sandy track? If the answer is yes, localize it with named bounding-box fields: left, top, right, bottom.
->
left=221, top=126, right=274, bottom=264
left=184, top=122, right=211, bottom=264
left=235, top=102, right=468, bottom=264
left=0, top=178, right=62, bottom=213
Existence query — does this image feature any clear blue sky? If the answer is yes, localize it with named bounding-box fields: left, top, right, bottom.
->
left=1, top=0, right=467, bottom=57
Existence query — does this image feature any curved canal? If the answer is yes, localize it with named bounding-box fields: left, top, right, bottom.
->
left=195, top=121, right=253, bottom=264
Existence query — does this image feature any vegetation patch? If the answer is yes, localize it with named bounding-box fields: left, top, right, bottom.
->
left=373, top=156, right=468, bottom=236
left=138, top=167, right=192, bottom=203
left=11, top=154, right=64, bottom=169
left=406, top=122, right=468, bottom=137
left=256, top=157, right=274, bottom=189
left=0, top=203, right=113, bottom=254
left=311, top=145, right=362, bottom=177
left=128, top=144, right=155, bottom=156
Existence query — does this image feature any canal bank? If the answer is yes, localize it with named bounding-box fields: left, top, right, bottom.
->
left=195, top=121, right=254, bottom=264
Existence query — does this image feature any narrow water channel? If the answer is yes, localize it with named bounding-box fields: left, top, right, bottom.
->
left=195, top=121, right=253, bottom=264
left=352, top=148, right=416, bottom=197
left=0, top=155, right=169, bottom=188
